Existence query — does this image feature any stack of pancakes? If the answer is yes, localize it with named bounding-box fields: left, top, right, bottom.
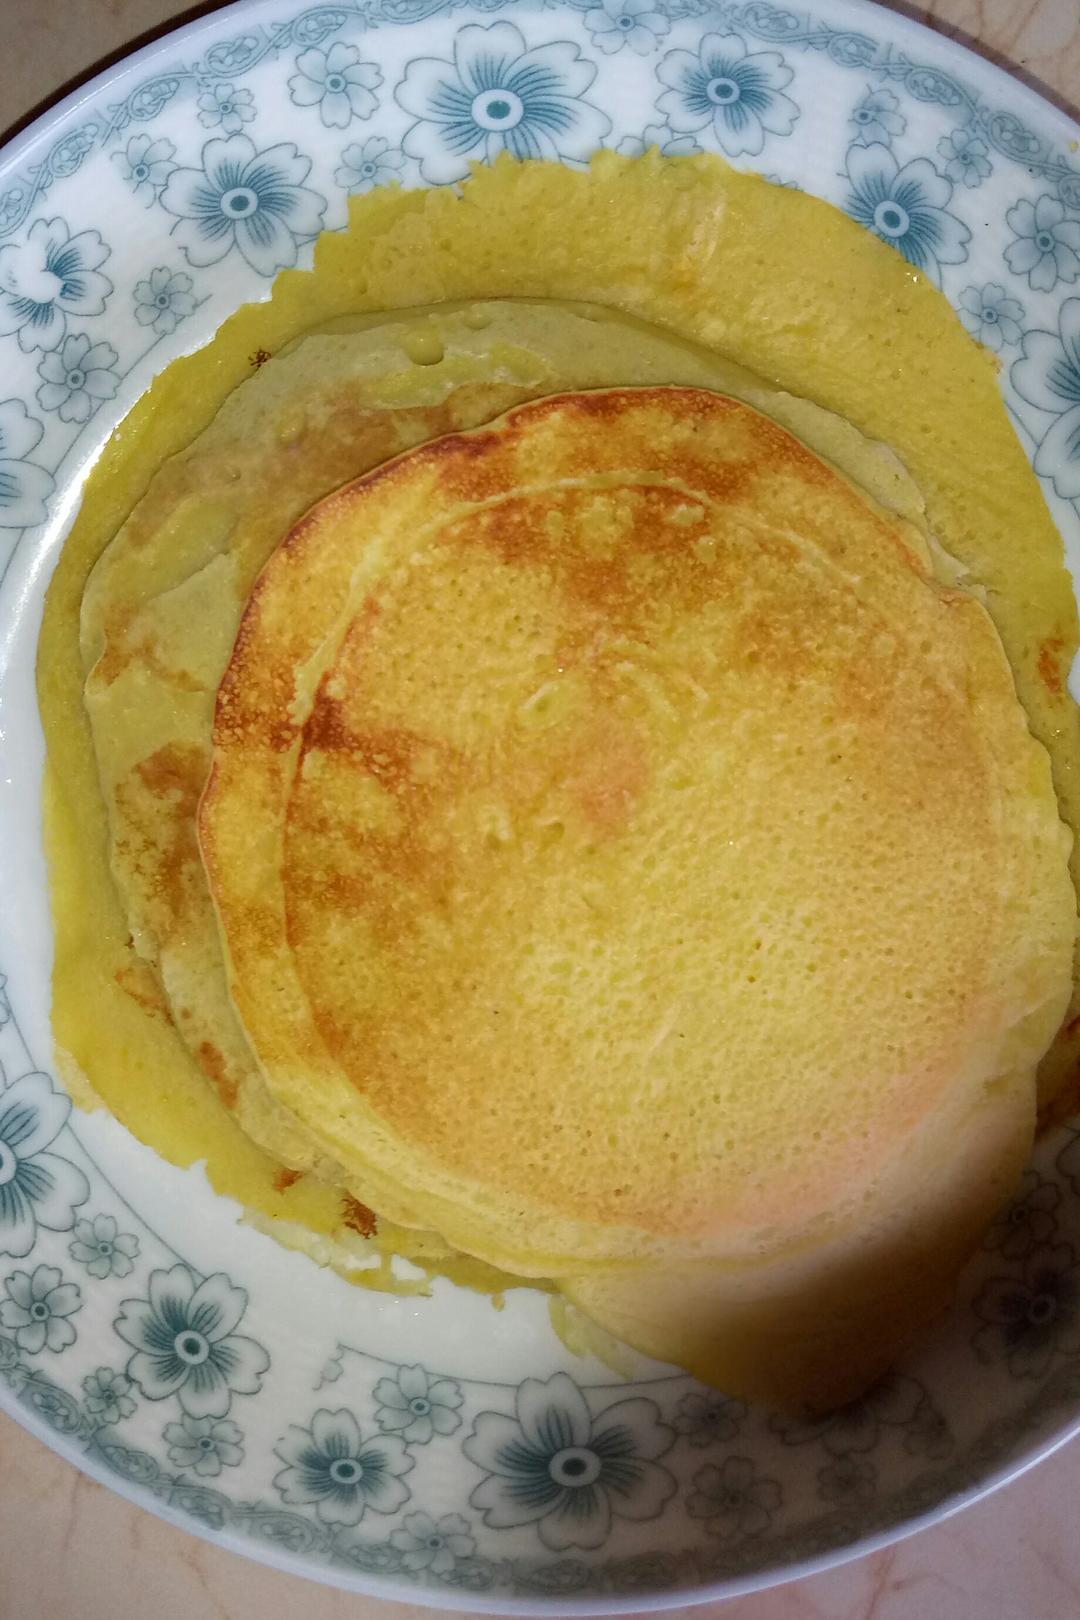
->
left=38, top=157, right=1080, bottom=1408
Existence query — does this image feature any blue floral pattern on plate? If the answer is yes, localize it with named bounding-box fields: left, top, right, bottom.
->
left=1, top=1264, right=82, bottom=1354
left=656, top=31, right=798, bottom=157
left=373, top=1362, right=463, bottom=1442
left=1012, top=298, right=1080, bottom=498
left=396, top=22, right=611, bottom=183
left=2, top=0, right=1080, bottom=1605
left=0, top=401, right=54, bottom=528
left=585, top=0, right=670, bottom=57
left=0, top=218, right=112, bottom=351
left=288, top=44, right=383, bottom=129
left=160, top=133, right=327, bottom=276
left=274, top=1407, right=414, bottom=1525
left=36, top=334, right=120, bottom=423
left=335, top=136, right=406, bottom=193
left=0, top=1071, right=89, bottom=1256
left=843, top=142, right=970, bottom=280
left=1005, top=196, right=1080, bottom=292
left=463, top=1371, right=676, bottom=1551
left=114, top=1264, right=269, bottom=1417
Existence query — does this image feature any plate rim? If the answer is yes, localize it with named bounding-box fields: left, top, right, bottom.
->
left=3, top=0, right=1080, bottom=1608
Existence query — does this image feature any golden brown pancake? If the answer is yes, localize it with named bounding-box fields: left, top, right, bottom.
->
left=72, top=300, right=941, bottom=1209
left=200, top=387, right=1074, bottom=1295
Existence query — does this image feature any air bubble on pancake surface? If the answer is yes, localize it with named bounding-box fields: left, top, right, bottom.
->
left=402, top=326, right=446, bottom=366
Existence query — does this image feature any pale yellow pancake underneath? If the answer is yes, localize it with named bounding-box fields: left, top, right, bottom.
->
left=200, top=388, right=1074, bottom=1299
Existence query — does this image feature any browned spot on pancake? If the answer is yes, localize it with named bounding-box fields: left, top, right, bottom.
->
left=352, top=730, right=434, bottom=794
left=273, top=1167, right=302, bottom=1192
left=93, top=614, right=210, bottom=692
left=112, top=744, right=209, bottom=948
left=303, top=701, right=453, bottom=818
left=443, top=484, right=727, bottom=638
left=197, top=1040, right=239, bottom=1110
left=304, top=699, right=439, bottom=792
left=341, top=1194, right=378, bottom=1238
left=414, top=390, right=753, bottom=512
left=562, top=716, right=650, bottom=836
left=1039, top=637, right=1065, bottom=696
left=114, top=959, right=173, bottom=1022
left=136, top=741, right=206, bottom=806
left=288, top=713, right=460, bottom=952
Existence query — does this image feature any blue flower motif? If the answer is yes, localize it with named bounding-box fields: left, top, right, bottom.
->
left=160, top=135, right=327, bottom=278
left=1012, top=296, right=1080, bottom=499
left=844, top=143, right=970, bottom=280
left=937, top=127, right=992, bottom=189
left=82, top=1366, right=136, bottom=1426
left=36, top=333, right=120, bottom=425
left=673, top=1388, right=746, bottom=1447
left=373, top=1363, right=463, bottom=1444
left=0, top=1264, right=82, bottom=1353
left=0, top=216, right=112, bottom=351
left=0, top=399, right=55, bottom=529
left=850, top=87, right=904, bottom=146
left=335, top=137, right=406, bottom=195
left=656, top=33, right=798, bottom=160
left=463, top=1371, right=675, bottom=1552
left=391, top=1511, right=475, bottom=1575
left=616, top=123, right=700, bottom=158
left=395, top=22, right=611, bottom=186
left=197, top=83, right=256, bottom=134
left=687, top=1456, right=781, bottom=1541
left=584, top=0, right=669, bottom=57
left=1005, top=195, right=1080, bottom=293
left=288, top=44, right=382, bottom=129
left=133, top=268, right=196, bottom=337
left=69, top=1212, right=140, bottom=1279
left=972, top=1243, right=1080, bottom=1378
left=164, top=1413, right=245, bottom=1476
left=0, top=1070, right=89, bottom=1257
left=112, top=135, right=177, bottom=205
left=274, top=1407, right=414, bottom=1526
left=114, top=1262, right=269, bottom=1417
left=958, top=281, right=1025, bottom=353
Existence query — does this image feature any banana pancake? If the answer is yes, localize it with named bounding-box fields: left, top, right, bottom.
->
left=200, top=388, right=1073, bottom=1305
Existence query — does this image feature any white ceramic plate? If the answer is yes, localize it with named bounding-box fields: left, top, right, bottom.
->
left=3, top=0, right=1080, bottom=1608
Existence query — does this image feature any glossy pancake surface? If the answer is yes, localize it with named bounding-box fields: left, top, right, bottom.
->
left=200, top=386, right=1075, bottom=1279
